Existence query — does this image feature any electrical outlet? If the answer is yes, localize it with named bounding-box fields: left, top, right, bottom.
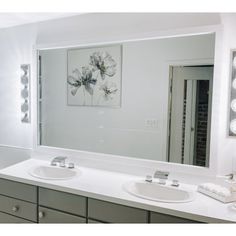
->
left=145, top=119, right=158, bottom=128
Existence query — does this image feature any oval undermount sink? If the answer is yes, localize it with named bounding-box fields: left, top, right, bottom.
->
left=123, top=181, right=195, bottom=203
left=28, top=165, right=78, bottom=180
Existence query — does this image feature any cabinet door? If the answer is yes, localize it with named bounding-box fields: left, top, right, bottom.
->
left=0, top=178, right=37, bottom=203
left=0, top=212, right=32, bottom=223
left=88, top=198, right=148, bottom=223
left=39, top=188, right=86, bottom=217
left=150, top=212, right=199, bottom=223
left=38, top=207, right=86, bottom=223
left=88, top=219, right=104, bottom=223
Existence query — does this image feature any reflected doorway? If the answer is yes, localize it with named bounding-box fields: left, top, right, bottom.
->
left=168, top=66, right=213, bottom=167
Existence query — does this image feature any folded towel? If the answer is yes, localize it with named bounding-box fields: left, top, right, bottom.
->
left=198, top=183, right=231, bottom=197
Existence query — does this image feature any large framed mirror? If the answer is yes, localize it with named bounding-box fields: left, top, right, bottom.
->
left=37, top=33, right=215, bottom=167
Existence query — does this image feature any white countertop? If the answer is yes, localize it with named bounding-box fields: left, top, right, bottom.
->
left=0, top=158, right=235, bottom=223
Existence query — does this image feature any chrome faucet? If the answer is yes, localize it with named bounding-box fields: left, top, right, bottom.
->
left=51, top=156, right=67, bottom=167
left=153, top=170, right=169, bottom=185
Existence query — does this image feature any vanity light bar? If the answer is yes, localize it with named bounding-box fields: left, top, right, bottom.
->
left=20, top=64, right=31, bottom=123
left=229, top=51, right=236, bottom=136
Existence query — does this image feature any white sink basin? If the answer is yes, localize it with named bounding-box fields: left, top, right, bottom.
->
left=123, top=181, right=195, bottom=203
left=28, top=165, right=78, bottom=180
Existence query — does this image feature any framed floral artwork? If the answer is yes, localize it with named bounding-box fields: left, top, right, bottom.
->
left=67, top=44, right=122, bottom=107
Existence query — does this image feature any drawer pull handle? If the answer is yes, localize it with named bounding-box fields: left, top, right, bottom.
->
left=39, top=211, right=45, bottom=219
left=12, top=206, right=19, bottom=212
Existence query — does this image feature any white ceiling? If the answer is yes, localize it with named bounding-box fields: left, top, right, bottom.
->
left=0, top=13, right=80, bottom=28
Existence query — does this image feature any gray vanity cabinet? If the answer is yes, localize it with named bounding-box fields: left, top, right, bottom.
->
left=38, top=188, right=87, bottom=223
left=0, top=178, right=37, bottom=202
left=88, top=198, right=148, bottom=223
left=87, top=199, right=198, bottom=223
left=0, top=212, right=32, bottom=223
left=38, top=207, right=86, bottom=223
left=0, top=178, right=202, bottom=223
left=0, top=195, right=37, bottom=221
left=88, top=219, right=104, bottom=223
left=150, top=212, right=199, bottom=223
left=0, top=178, right=37, bottom=223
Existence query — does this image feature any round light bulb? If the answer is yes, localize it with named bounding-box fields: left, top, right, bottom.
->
left=230, top=119, right=236, bottom=134
left=21, top=75, right=28, bottom=85
left=233, top=56, right=236, bottom=69
left=21, top=65, right=28, bottom=75
left=231, top=99, right=236, bottom=112
left=20, top=70, right=25, bottom=77
left=21, top=102, right=29, bottom=113
left=233, top=78, right=236, bottom=90
left=21, top=88, right=29, bottom=99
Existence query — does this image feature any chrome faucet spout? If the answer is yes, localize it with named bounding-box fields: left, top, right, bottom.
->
left=153, top=170, right=169, bottom=185
left=51, top=156, right=67, bottom=167
left=154, top=170, right=169, bottom=179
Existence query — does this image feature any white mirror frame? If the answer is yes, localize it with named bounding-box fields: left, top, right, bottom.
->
left=31, top=24, right=222, bottom=177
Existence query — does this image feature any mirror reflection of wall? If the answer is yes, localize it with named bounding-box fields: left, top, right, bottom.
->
left=38, top=33, right=215, bottom=167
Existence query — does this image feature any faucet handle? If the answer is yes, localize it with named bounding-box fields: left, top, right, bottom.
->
left=171, top=179, right=179, bottom=187
left=145, top=175, right=153, bottom=183
left=51, top=162, right=57, bottom=166
left=59, top=162, right=66, bottom=168
left=225, top=173, right=236, bottom=185
left=67, top=163, right=75, bottom=169
left=226, top=173, right=234, bottom=180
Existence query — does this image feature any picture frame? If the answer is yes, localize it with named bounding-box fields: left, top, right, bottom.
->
left=67, top=44, right=122, bottom=107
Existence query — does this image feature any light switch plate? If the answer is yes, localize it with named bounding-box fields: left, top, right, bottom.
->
left=145, top=119, right=158, bottom=128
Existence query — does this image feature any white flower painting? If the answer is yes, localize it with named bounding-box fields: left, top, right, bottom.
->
left=67, top=45, right=122, bottom=107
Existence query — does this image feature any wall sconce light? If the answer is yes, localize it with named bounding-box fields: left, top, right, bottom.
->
left=20, top=64, right=30, bottom=123
left=231, top=99, right=236, bottom=112
left=230, top=119, right=236, bottom=135
left=229, top=50, right=236, bottom=136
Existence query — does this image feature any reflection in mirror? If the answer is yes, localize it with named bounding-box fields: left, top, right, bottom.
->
left=37, top=33, right=215, bottom=167
left=168, top=67, right=213, bottom=167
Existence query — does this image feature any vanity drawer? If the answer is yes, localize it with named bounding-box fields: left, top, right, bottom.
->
left=0, top=195, right=37, bottom=222
left=150, top=212, right=199, bottom=223
left=39, top=188, right=86, bottom=217
left=88, top=199, right=148, bottom=223
left=0, top=212, right=32, bottom=223
left=38, top=207, right=86, bottom=223
left=88, top=219, right=105, bottom=223
left=0, top=178, right=37, bottom=203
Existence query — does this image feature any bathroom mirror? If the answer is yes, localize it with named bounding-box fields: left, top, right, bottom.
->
left=37, top=33, right=215, bottom=167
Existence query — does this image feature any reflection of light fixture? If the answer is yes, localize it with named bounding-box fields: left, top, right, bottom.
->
left=20, top=64, right=30, bottom=123
left=233, top=78, right=236, bottom=90
left=231, top=99, right=236, bottom=112
left=21, top=88, right=29, bottom=99
left=21, top=75, right=28, bottom=85
left=230, top=119, right=236, bottom=134
left=233, top=56, right=236, bottom=68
